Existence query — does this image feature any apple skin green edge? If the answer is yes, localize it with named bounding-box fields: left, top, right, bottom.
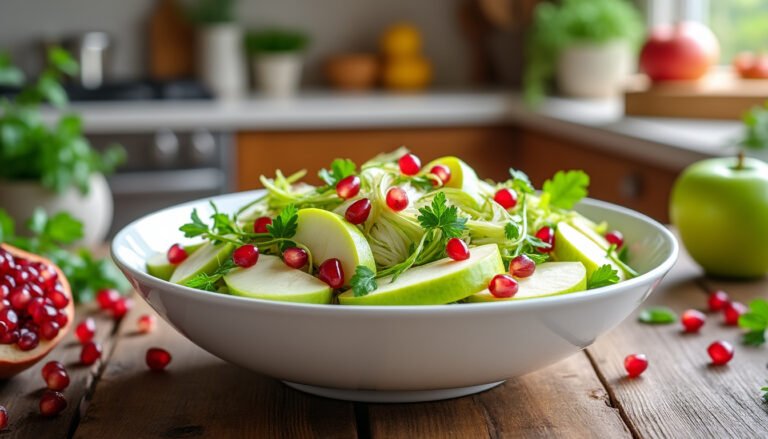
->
left=426, top=156, right=482, bottom=202
left=467, top=262, right=587, bottom=302
left=146, top=242, right=205, bottom=281
left=553, top=222, right=626, bottom=281
left=169, top=241, right=234, bottom=285
left=338, top=244, right=504, bottom=306
left=224, top=255, right=332, bottom=304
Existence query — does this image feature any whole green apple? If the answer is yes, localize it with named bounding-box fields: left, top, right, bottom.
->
left=670, top=156, right=768, bottom=278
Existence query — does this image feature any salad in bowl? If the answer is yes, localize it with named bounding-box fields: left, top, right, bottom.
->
left=147, top=148, right=637, bottom=306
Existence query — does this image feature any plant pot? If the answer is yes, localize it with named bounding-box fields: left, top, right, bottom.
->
left=197, top=24, right=247, bottom=99
left=325, top=54, right=379, bottom=91
left=0, top=174, right=113, bottom=246
left=556, top=40, right=632, bottom=98
left=253, top=53, right=303, bottom=98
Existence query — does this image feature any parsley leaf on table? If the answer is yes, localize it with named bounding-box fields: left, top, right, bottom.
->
left=542, top=170, right=590, bottom=210
left=761, top=383, right=768, bottom=403
left=637, top=306, right=677, bottom=324
left=587, top=264, right=620, bottom=289
left=417, top=192, right=467, bottom=239
left=739, top=299, right=768, bottom=346
left=350, top=265, right=377, bottom=297
left=318, top=158, right=356, bottom=187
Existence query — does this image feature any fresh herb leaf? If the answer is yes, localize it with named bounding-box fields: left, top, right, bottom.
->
left=318, top=158, right=356, bottom=187
left=542, top=170, right=590, bottom=210
left=742, top=330, right=766, bottom=346
left=350, top=265, right=377, bottom=297
left=508, top=168, right=534, bottom=194
left=587, top=264, right=619, bottom=289
left=267, top=204, right=298, bottom=239
left=185, top=258, right=235, bottom=291
left=180, top=208, right=209, bottom=238
left=738, top=299, right=768, bottom=345
left=0, top=209, right=14, bottom=243
left=504, top=222, right=520, bottom=240
left=638, top=306, right=678, bottom=324
left=417, top=192, right=467, bottom=239
left=761, top=382, right=768, bottom=403
left=210, top=201, right=238, bottom=236
left=406, top=175, right=436, bottom=191
left=618, top=245, right=630, bottom=264
left=45, top=212, right=83, bottom=244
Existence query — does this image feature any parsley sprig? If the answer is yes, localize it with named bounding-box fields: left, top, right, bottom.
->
left=541, top=170, right=589, bottom=210
left=318, top=159, right=356, bottom=188
left=739, top=299, right=768, bottom=346
left=185, top=259, right=236, bottom=291
left=587, top=264, right=620, bottom=289
left=350, top=265, right=377, bottom=297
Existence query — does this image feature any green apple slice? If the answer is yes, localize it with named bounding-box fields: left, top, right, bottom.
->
left=146, top=243, right=205, bottom=280
left=170, top=241, right=234, bottom=285
left=569, top=216, right=611, bottom=249
left=426, top=156, right=481, bottom=202
left=553, top=222, right=625, bottom=280
left=292, top=208, right=376, bottom=286
left=338, top=244, right=504, bottom=306
left=224, top=255, right=332, bottom=304
left=466, top=262, right=587, bottom=302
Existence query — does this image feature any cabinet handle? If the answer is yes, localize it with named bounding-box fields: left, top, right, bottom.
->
left=620, top=173, right=644, bottom=200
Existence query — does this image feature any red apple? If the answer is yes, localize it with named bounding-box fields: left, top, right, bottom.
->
left=640, top=21, right=719, bottom=81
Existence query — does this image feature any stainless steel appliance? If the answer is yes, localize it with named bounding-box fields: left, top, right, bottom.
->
left=88, top=130, right=233, bottom=237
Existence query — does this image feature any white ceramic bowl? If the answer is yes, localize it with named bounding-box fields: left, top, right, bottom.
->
left=112, top=191, right=678, bottom=403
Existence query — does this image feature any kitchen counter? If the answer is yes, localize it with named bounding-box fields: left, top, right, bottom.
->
left=45, top=91, right=745, bottom=169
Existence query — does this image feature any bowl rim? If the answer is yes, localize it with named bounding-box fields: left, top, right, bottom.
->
left=111, top=190, right=678, bottom=315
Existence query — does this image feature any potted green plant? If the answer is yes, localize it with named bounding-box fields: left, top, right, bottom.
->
left=245, top=28, right=309, bottom=98
left=190, top=0, right=247, bottom=99
left=0, top=48, right=124, bottom=245
left=524, top=0, right=643, bottom=102
left=739, top=102, right=768, bottom=161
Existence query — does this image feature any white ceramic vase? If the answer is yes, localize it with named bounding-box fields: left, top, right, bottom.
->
left=197, top=24, right=247, bottom=99
left=556, top=40, right=632, bottom=98
left=0, top=174, right=113, bottom=246
left=254, top=53, right=303, bottom=98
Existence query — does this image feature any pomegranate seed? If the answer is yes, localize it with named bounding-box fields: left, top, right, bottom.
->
left=9, top=287, right=31, bottom=311
left=336, top=175, right=361, bottom=200
left=0, top=329, right=18, bottom=345
left=137, top=314, right=156, bottom=334
left=624, top=353, right=648, bottom=378
left=26, top=297, right=45, bottom=316
left=80, top=341, right=102, bottom=365
left=75, top=318, right=96, bottom=344
left=17, top=330, right=39, bottom=351
left=112, top=297, right=133, bottom=320
left=708, top=340, right=734, bottom=365
left=46, top=287, right=69, bottom=309
left=0, top=309, right=18, bottom=330
left=723, top=301, right=746, bottom=326
left=493, top=188, right=518, bottom=210
left=54, top=309, right=69, bottom=327
left=535, top=226, right=555, bottom=253
left=509, top=255, right=536, bottom=278
left=96, top=289, right=120, bottom=310
left=681, top=309, right=706, bottom=333
left=318, top=259, right=344, bottom=289
left=398, top=153, right=421, bottom=175
left=605, top=230, right=624, bottom=248
left=45, top=368, right=70, bottom=391
left=146, top=347, right=172, bottom=371
left=430, top=165, right=452, bottom=185
left=233, top=244, right=259, bottom=268
left=41, top=361, right=65, bottom=380
left=386, top=187, right=409, bottom=211
left=488, top=274, right=519, bottom=298
left=0, top=321, right=7, bottom=337
left=707, top=290, right=729, bottom=312
left=167, top=244, right=188, bottom=265
left=345, top=198, right=372, bottom=225
left=40, top=321, right=60, bottom=340
left=253, top=217, right=272, bottom=233
left=33, top=305, right=57, bottom=326
left=0, top=405, right=7, bottom=430
left=283, top=247, right=309, bottom=269
left=445, top=238, right=470, bottom=261
left=0, top=285, right=7, bottom=300
left=39, top=390, right=67, bottom=417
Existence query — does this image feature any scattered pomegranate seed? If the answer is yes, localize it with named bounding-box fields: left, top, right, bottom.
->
left=146, top=347, right=172, bottom=371
left=386, top=187, right=409, bottom=211
left=445, top=238, right=470, bottom=261
left=318, top=259, right=344, bottom=289
left=40, top=321, right=60, bottom=340
left=624, top=353, right=648, bottom=378
left=493, top=188, right=518, bottom=210
left=166, top=244, right=188, bottom=265
left=137, top=314, right=156, bottom=334
left=398, top=153, right=421, bottom=175
left=283, top=247, right=309, bottom=269
left=111, top=297, right=133, bottom=320
left=41, top=361, right=65, bottom=380
left=488, top=274, right=519, bottom=298
left=681, top=309, right=706, bottom=333
left=707, top=290, right=729, bottom=312
left=430, top=165, right=452, bottom=185
left=345, top=198, right=372, bottom=225
left=708, top=340, right=734, bottom=365
left=723, top=301, right=746, bottom=326
left=39, top=390, right=67, bottom=417
left=233, top=244, right=259, bottom=268
left=605, top=230, right=624, bottom=248
left=80, top=341, right=102, bottom=365
left=45, top=368, right=70, bottom=391
left=535, top=226, right=555, bottom=253
left=96, top=289, right=120, bottom=311
left=75, top=318, right=96, bottom=344
left=509, top=255, right=536, bottom=278
left=0, top=405, right=7, bottom=430
left=17, top=330, right=39, bottom=351
left=253, top=217, right=272, bottom=234
left=336, top=175, right=361, bottom=200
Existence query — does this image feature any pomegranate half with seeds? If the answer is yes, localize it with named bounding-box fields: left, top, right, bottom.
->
left=0, top=244, right=75, bottom=378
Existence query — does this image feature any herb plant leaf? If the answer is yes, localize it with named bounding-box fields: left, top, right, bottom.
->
left=417, top=192, right=467, bottom=238
left=350, top=265, right=377, bottom=297
left=543, top=170, right=590, bottom=210
left=587, top=264, right=619, bottom=289
left=318, top=158, right=356, bottom=187
left=638, top=306, right=677, bottom=324
left=267, top=204, right=298, bottom=239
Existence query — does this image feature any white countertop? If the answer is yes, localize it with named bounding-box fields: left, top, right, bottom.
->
left=44, top=91, right=744, bottom=170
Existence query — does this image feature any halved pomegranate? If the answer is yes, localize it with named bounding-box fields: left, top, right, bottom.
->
left=0, top=244, right=75, bottom=378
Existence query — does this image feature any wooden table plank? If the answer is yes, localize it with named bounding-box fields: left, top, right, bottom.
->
left=587, top=245, right=768, bottom=438
left=73, top=295, right=358, bottom=439
left=0, top=305, right=119, bottom=438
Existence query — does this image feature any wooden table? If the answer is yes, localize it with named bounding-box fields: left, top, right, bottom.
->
left=1, top=242, right=767, bottom=438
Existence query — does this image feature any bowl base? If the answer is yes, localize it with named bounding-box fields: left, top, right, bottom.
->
left=283, top=380, right=505, bottom=403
